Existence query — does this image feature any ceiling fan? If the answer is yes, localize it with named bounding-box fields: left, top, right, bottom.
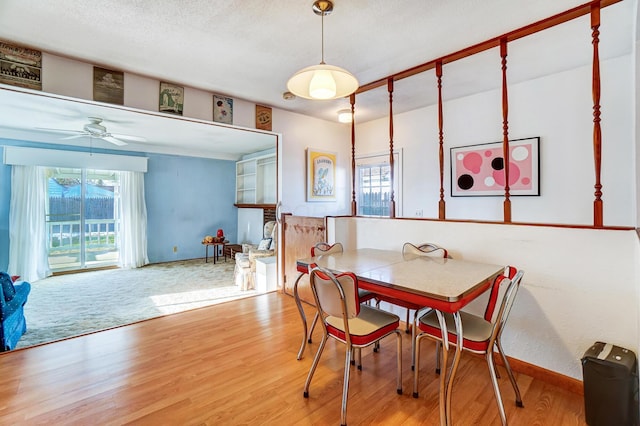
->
left=37, top=117, right=146, bottom=146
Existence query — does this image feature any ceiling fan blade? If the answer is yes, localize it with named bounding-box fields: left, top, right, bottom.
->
left=102, top=136, right=128, bottom=146
left=61, top=134, right=88, bottom=140
left=110, top=133, right=146, bottom=142
left=35, top=127, right=84, bottom=135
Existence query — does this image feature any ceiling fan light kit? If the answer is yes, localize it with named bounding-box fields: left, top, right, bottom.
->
left=287, top=0, right=358, bottom=100
left=84, top=117, right=107, bottom=134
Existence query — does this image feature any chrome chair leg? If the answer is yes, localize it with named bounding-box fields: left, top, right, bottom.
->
left=303, top=333, right=328, bottom=397
left=435, top=310, right=449, bottom=426
left=412, top=332, right=424, bottom=397
left=349, top=347, right=362, bottom=368
left=294, top=272, right=309, bottom=360
left=372, top=300, right=382, bottom=353
left=491, top=349, right=502, bottom=379
left=410, top=308, right=423, bottom=370
left=496, top=340, right=524, bottom=407
left=395, top=329, right=403, bottom=394
left=340, top=344, right=353, bottom=426
left=486, top=349, right=508, bottom=426
left=445, top=312, right=464, bottom=426
left=308, top=311, right=319, bottom=343
left=405, top=308, right=411, bottom=333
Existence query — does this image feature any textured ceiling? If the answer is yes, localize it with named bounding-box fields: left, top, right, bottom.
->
left=0, top=0, right=634, bottom=158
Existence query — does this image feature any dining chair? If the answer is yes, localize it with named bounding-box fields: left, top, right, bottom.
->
left=304, top=264, right=402, bottom=426
left=413, top=269, right=525, bottom=426
left=307, top=242, right=376, bottom=344
left=375, top=242, right=449, bottom=370
left=380, top=242, right=449, bottom=331
left=432, top=265, right=520, bottom=377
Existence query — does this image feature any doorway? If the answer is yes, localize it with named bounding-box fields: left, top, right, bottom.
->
left=46, top=167, right=120, bottom=272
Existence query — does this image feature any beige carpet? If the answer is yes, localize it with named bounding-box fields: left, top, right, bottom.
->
left=16, top=258, right=259, bottom=349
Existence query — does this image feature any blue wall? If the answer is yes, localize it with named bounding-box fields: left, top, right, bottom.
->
left=145, top=153, right=236, bottom=262
left=0, top=140, right=237, bottom=270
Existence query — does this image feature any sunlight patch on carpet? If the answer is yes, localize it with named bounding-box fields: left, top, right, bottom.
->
left=15, top=259, right=259, bottom=349
left=150, top=287, right=258, bottom=314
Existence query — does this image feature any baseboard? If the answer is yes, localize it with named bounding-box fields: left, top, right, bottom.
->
left=493, top=352, right=583, bottom=395
left=52, top=265, right=118, bottom=276
left=403, top=319, right=584, bottom=396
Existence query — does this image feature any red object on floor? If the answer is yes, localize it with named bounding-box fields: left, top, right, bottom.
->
left=11, top=275, right=20, bottom=282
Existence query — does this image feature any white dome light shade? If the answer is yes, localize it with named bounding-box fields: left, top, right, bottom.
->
left=287, top=63, right=359, bottom=100
left=309, top=69, right=336, bottom=99
left=337, top=108, right=352, bottom=123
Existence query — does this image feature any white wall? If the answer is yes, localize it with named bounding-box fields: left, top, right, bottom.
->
left=327, top=216, right=640, bottom=380
left=272, top=108, right=351, bottom=218
left=357, top=56, right=636, bottom=227
left=41, top=52, right=260, bottom=130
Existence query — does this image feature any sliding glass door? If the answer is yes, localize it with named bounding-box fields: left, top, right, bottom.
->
left=46, top=167, right=120, bottom=272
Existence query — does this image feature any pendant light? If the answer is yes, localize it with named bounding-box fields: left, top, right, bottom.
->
left=287, top=0, right=359, bottom=100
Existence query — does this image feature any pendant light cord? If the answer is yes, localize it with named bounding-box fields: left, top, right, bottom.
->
left=320, top=10, right=325, bottom=64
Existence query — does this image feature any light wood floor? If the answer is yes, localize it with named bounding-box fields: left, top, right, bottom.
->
left=0, top=292, right=586, bottom=425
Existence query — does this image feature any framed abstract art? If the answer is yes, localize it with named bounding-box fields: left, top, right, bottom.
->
left=451, top=137, right=540, bottom=197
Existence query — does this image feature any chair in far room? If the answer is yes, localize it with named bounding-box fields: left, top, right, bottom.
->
left=234, top=220, right=277, bottom=290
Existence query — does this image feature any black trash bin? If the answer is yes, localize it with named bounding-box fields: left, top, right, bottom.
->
left=582, top=341, right=639, bottom=426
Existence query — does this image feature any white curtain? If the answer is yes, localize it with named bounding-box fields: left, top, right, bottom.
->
left=118, top=171, right=149, bottom=268
left=8, top=165, right=51, bottom=282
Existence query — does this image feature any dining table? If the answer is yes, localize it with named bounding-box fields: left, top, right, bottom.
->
left=294, top=248, right=505, bottom=426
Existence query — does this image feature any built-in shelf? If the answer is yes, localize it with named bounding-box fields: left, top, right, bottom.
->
left=236, top=153, right=276, bottom=205
left=234, top=203, right=277, bottom=209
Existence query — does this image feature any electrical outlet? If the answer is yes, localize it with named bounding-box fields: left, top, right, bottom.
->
left=173, top=246, right=178, bottom=253
left=415, top=209, right=423, bottom=217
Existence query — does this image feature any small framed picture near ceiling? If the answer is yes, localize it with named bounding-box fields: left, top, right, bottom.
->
left=93, top=67, right=124, bottom=105
left=256, top=105, right=272, bottom=131
left=0, top=40, right=42, bottom=90
left=213, top=95, right=233, bottom=124
left=159, top=82, right=184, bottom=115
left=450, top=137, right=540, bottom=197
left=307, top=148, right=336, bottom=202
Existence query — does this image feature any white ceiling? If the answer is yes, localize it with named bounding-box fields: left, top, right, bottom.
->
left=0, top=0, right=634, bottom=159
